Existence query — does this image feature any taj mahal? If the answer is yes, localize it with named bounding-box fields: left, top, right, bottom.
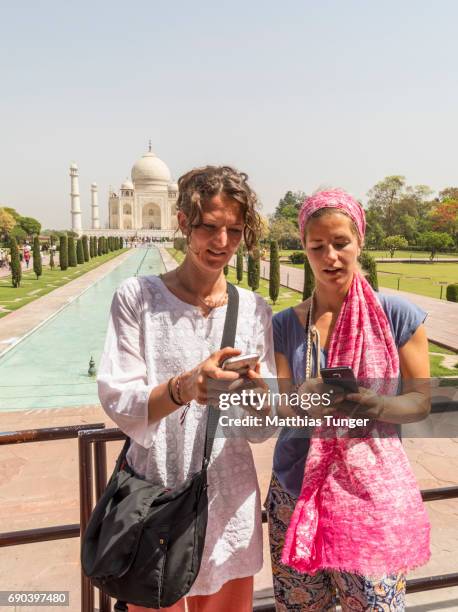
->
left=69, top=144, right=179, bottom=239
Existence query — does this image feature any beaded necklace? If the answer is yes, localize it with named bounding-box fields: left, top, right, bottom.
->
left=305, top=292, right=322, bottom=380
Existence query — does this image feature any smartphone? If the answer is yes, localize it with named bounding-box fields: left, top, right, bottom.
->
left=320, top=366, right=359, bottom=393
left=221, top=353, right=260, bottom=373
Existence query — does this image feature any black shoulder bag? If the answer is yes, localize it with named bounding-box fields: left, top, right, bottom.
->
left=81, top=283, right=239, bottom=609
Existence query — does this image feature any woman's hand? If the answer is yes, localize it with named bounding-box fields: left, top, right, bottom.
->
left=342, top=387, right=386, bottom=420
left=237, top=362, right=271, bottom=416
left=180, top=347, right=242, bottom=406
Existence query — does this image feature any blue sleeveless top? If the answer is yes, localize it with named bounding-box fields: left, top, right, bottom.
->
left=272, top=293, right=426, bottom=498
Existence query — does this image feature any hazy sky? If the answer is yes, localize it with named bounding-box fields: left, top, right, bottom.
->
left=1, top=0, right=457, bottom=229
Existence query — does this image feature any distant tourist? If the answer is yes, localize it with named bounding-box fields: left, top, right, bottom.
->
left=267, top=189, right=431, bottom=611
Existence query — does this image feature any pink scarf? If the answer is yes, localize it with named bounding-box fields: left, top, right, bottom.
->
left=281, top=273, right=430, bottom=577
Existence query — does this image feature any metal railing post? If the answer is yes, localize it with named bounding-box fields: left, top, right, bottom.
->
left=94, top=439, right=111, bottom=612
left=79, top=433, right=95, bottom=612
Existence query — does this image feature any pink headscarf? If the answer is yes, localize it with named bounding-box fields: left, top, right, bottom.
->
left=281, top=191, right=430, bottom=578
left=298, top=188, right=366, bottom=246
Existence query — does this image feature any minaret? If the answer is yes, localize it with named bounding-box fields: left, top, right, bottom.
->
left=69, top=163, right=82, bottom=235
left=91, top=182, right=101, bottom=229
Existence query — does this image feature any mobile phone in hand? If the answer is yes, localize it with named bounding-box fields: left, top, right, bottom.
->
left=221, top=353, right=260, bottom=374
left=320, top=366, right=359, bottom=394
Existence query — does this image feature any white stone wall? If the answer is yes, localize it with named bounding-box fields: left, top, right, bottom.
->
left=108, top=182, right=178, bottom=230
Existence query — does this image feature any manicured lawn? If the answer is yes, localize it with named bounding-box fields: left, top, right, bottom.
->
left=271, top=265, right=457, bottom=300
left=430, top=355, right=458, bottom=376
left=428, top=341, right=456, bottom=355
left=428, top=342, right=458, bottom=377
left=0, top=250, right=128, bottom=318
left=377, top=262, right=458, bottom=299
left=274, top=249, right=458, bottom=260
left=368, top=250, right=458, bottom=260
left=274, top=256, right=458, bottom=300
left=167, top=248, right=185, bottom=264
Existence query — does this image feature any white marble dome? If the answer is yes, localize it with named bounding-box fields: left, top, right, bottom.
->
left=131, top=150, right=171, bottom=184
left=121, top=179, right=134, bottom=190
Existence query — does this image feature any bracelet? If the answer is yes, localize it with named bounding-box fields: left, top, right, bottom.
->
left=168, top=377, right=182, bottom=406
left=175, top=375, right=185, bottom=405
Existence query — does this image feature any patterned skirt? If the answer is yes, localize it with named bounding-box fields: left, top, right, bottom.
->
left=265, top=472, right=406, bottom=612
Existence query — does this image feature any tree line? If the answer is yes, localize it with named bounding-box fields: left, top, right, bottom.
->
left=268, top=177, right=458, bottom=258
left=8, top=232, right=124, bottom=289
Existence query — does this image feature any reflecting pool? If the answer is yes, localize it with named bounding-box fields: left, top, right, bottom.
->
left=0, top=247, right=164, bottom=411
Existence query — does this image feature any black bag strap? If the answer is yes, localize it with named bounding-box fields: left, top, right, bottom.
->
left=202, top=282, right=239, bottom=469
left=112, top=282, right=239, bottom=476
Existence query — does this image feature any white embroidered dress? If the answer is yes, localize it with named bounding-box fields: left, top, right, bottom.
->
left=97, top=275, right=276, bottom=596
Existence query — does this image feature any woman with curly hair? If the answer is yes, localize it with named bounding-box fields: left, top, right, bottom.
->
left=98, top=166, right=276, bottom=612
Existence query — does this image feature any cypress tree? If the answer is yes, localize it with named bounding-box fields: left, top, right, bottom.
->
left=59, top=235, right=68, bottom=270
left=223, top=265, right=229, bottom=276
left=9, top=237, right=21, bottom=288
left=92, top=236, right=96, bottom=257
left=98, top=237, right=103, bottom=256
left=359, top=251, right=379, bottom=291
left=247, top=250, right=260, bottom=292
left=446, top=284, right=458, bottom=302
left=33, top=236, right=42, bottom=280
left=236, top=247, right=243, bottom=284
left=82, top=235, right=89, bottom=261
left=49, top=235, right=55, bottom=269
left=68, top=236, right=77, bottom=267
left=269, top=240, right=280, bottom=304
left=303, top=256, right=315, bottom=300
left=77, top=238, right=84, bottom=264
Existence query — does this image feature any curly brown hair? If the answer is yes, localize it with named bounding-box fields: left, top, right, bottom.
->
left=176, top=165, right=261, bottom=250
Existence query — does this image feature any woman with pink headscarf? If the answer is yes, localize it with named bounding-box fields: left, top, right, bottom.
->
left=266, top=189, right=430, bottom=611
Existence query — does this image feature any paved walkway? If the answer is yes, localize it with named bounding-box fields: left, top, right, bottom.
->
left=159, top=246, right=179, bottom=271
left=243, top=257, right=458, bottom=351
left=0, top=250, right=134, bottom=356
left=378, top=287, right=458, bottom=351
